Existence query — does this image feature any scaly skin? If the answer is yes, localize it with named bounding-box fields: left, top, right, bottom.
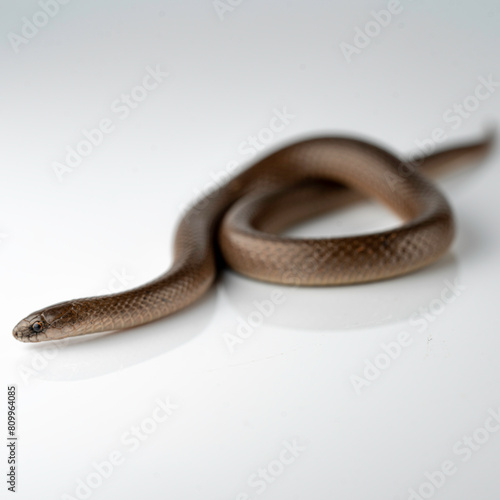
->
left=13, top=133, right=494, bottom=342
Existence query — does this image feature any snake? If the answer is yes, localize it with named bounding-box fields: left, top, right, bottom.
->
left=13, top=132, right=493, bottom=342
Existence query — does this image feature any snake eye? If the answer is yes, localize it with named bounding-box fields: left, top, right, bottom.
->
left=32, top=321, right=42, bottom=333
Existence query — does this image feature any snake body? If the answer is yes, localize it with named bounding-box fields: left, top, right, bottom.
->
left=13, top=133, right=492, bottom=342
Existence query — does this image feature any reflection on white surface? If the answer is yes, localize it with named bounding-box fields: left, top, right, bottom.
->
left=222, top=255, right=460, bottom=331
left=14, top=288, right=217, bottom=382
left=14, top=254, right=461, bottom=383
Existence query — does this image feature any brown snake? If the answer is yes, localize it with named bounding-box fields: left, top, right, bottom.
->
left=13, top=132, right=493, bottom=342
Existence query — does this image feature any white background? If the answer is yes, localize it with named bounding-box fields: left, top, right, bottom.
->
left=1, top=1, right=499, bottom=499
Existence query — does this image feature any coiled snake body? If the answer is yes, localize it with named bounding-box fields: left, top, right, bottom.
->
left=13, top=133, right=492, bottom=342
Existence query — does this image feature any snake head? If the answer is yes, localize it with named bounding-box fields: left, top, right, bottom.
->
left=13, top=312, right=50, bottom=343
left=13, top=302, right=80, bottom=342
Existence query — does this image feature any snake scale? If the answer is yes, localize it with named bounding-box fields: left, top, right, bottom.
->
left=13, top=132, right=493, bottom=342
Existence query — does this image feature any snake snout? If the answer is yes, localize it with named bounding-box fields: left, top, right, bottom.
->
left=13, top=319, right=34, bottom=342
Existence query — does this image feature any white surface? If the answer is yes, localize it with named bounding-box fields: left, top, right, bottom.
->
left=1, top=1, right=500, bottom=499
